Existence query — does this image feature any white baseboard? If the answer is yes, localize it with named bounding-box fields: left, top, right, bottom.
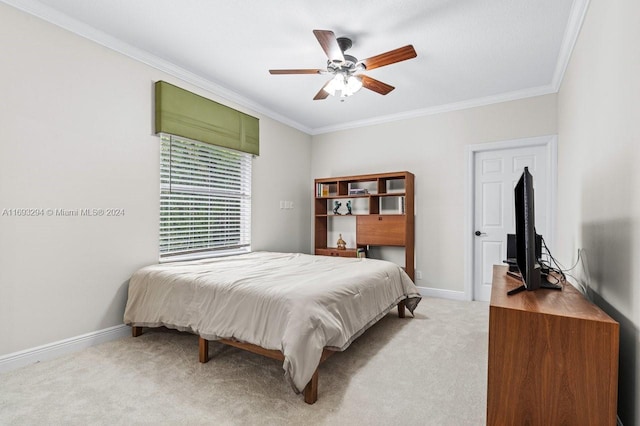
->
left=0, top=324, right=130, bottom=374
left=416, top=286, right=467, bottom=301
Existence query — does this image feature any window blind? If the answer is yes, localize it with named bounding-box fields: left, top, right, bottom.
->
left=160, top=134, right=252, bottom=260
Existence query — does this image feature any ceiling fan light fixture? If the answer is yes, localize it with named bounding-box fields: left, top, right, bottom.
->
left=323, top=74, right=341, bottom=96
left=324, top=73, right=363, bottom=98
left=344, top=75, right=363, bottom=96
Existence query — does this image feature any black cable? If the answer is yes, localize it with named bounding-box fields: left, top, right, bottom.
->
left=539, top=236, right=566, bottom=283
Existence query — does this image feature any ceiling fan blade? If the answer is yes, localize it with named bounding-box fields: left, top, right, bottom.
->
left=361, top=45, right=417, bottom=71
left=313, top=80, right=332, bottom=100
left=269, top=69, right=324, bottom=75
left=313, top=29, right=345, bottom=63
left=360, top=75, right=395, bottom=95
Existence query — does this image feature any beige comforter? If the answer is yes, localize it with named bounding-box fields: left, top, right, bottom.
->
left=123, top=251, right=421, bottom=392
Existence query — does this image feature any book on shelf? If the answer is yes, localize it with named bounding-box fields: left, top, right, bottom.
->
left=348, top=188, right=368, bottom=195
left=316, top=183, right=330, bottom=197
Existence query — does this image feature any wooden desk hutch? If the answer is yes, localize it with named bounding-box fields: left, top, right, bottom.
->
left=314, top=171, right=415, bottom=281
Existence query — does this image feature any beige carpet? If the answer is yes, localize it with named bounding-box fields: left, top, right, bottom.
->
left=0, top=297, right=489, bottom=425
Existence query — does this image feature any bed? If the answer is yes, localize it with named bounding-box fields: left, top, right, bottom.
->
left=123, top=251, right=421, bottom=403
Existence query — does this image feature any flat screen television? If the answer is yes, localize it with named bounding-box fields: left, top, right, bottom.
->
left=507, top=167, right=561, bottom=296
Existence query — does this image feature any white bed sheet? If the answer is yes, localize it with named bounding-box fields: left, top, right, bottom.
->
left=123, top=251, right=421, bottom=392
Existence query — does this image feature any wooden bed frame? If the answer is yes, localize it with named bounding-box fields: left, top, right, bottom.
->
left=131, top=300, right=406, bottom=404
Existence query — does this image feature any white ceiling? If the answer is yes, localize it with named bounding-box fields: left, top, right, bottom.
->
left=5, top=0, right=588, bottom=134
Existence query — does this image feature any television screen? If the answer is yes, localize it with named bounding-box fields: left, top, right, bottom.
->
left=513, top=167, right=541, bottom=291
left=507, top=167, right=562, bottom=295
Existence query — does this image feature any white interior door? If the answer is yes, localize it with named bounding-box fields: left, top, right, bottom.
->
left=472, top=144, right=550, bottom=301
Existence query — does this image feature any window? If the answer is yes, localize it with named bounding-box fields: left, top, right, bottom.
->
left=160, top=134, right=252, bottom=260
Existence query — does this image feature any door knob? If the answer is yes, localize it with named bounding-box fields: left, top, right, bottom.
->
left=475, top=231, right=487, bottom=236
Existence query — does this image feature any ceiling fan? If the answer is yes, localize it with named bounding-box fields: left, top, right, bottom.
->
left=269, top=30, right=417, bottom=100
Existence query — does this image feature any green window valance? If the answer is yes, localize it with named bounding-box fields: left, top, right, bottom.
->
left=155, top=81, right=259, bottom=155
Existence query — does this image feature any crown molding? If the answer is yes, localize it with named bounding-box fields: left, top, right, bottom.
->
left=310, top=84, right=557, bottom=135
left=551, top=0, right=591, bottom=90
left=1, top=0, right=314, bottom=135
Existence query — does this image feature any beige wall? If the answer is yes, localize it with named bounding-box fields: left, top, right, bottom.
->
left=0, top=4, right=311, bottom=356
left=311, top=94, right=558, bottom=294
left=557, top=1, right=640, bottom=424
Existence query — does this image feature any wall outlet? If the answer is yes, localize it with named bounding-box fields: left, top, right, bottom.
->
left=416, top=270, right=423, bottom=280
left=280, top=201, right=294, bottom=209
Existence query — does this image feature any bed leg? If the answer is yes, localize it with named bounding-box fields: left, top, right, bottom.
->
left=303, top=369, right=319, bottom=404
left=199, top=337, right=209, bottom=363
left=132, top=326, right=143, bottom=337
left=397, top=300, right=406, bottom=318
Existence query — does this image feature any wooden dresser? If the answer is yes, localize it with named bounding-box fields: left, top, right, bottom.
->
left=487, top=265, right=619, bottom=425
